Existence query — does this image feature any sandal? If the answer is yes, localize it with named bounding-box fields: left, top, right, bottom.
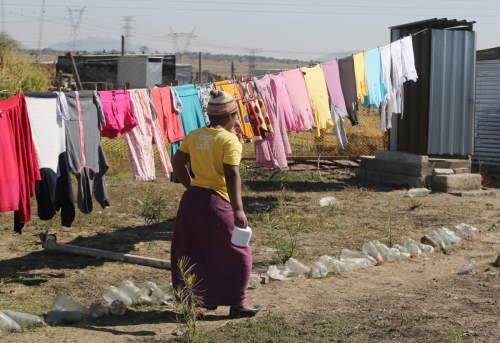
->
left=229, top=305, right=262, bottom=318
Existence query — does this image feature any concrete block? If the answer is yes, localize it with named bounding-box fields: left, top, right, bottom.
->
left=375, top=150, right=428, bottom=164
left=428, top=158, right=471, bottom=171
left=433, top=168, right=454, bottom=175
left=450, top=190, right=496, bottom=197
left=360, top=156, right=433, bottom=177
left=365, top=170, right=427, bottom=188
left=431, top=174, right=481, bottom=193
left=453, top=168, right=469, bottom=174
left=355, top=168, right=367, bottom=180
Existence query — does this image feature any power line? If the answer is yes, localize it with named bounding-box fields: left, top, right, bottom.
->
left=121, top=16, right=135, bottom=52
left=66, top=7, right=86, bottom=52
left=243, top=48, right=261, bottom=72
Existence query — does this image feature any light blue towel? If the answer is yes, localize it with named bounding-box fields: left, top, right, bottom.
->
left=364, top=49, right=387, bottom=109
left=171, top=84, right=206, bottom=157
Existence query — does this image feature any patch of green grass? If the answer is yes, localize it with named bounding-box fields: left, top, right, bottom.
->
left=443, top=327, right=466, bottom=343
left=196, top=313, right=354, bottom=343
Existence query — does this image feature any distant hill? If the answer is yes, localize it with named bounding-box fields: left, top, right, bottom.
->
left=317, top=51, right=360, bottom=63
left=49, top=36, right=146, bottom=53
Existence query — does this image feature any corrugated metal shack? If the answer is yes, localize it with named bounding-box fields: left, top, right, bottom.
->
left=389, top=18, right=476, bottom=156
left=56, top=54, right=176, bottom=90
left=473, top=47, right=500, bottom=167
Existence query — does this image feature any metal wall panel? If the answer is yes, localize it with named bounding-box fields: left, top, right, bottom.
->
left=472, top=59, right=500, bottom=166
left=390, top=29, right=432, bottom=154
left=427, top=30, right=476, bottom=155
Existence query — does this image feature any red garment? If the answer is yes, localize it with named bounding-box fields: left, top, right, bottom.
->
left=150, top=87, right=185, bottom=143
left=0, top=93, right=41, bottom=223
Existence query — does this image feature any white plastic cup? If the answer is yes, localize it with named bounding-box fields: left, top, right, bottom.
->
left=231, top=226, right=253, bottom=247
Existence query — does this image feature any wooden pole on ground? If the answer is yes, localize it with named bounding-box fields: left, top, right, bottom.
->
left=42, top=242, right=171, bottom=270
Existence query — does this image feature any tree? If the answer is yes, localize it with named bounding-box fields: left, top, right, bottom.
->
left=139, top=46, right=149, bottom=54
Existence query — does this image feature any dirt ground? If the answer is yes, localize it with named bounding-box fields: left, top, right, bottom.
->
left=1, top=166, right=500, bottom=342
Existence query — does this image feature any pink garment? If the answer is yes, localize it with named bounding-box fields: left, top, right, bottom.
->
left=125, top=89, right=173, bottom=181
left=282, top=69, right=316, bottom=131
left=321, top=60, right=348, bottom=117
left=99, top=90, right=137, bottom=139
left=253, top=76, right=291, bottom=169
left=270, top=72, right=299, bottom=133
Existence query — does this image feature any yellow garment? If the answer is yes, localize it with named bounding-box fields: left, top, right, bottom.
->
left=178, top=126, right=242, bottom=202
left=215, top=81, right=254, bottom=140
left=301, top=64, right=334, bottom=137
left=353, top=52, right=368, bottom=105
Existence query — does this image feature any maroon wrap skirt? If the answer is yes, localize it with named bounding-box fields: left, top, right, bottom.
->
left=170, top=186, right=252, bottom=307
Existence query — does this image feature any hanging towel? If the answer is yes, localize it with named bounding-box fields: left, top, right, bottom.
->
left=401, top=36, right=418, bottom=82
left=65, top=90, right=110, bottom=214
left=301, top=64, right=334, bottom=137
left=353, top=52, right=368, bottom=105
left=338, top=56, right=359, bottom=126
left=0, top=93, right=41, bottom=234
left=363, top=48, right=387, bottom=109
left=150, top=86, right=185, bottom=143
left=282, top=69, right=315, bottom=131
left=254, top=75, right=291, bottom=169
left=171, top=84, right=206, bottom=157
left=321, top=59, right=348, bottom=117
left=379, top=44, right=392, bottom=131
left=270, top=72, right=298, bottom=133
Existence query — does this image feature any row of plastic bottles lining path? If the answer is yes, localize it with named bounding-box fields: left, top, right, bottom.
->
left=266, top=223, right=480, bottom=281
left=0, top=280, right=175, bottom=333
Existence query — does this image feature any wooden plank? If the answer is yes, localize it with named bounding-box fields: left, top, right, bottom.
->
left=42, top=242, right=171, bottom=270
left=66, top=52, right=82, bottom=91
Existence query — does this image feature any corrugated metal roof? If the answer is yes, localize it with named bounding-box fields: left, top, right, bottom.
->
left=389, top=18, right=475, bottom=30
left=477, top=47, right=500, bottom=61
left=427, top=29, right=476, bottom=155
left=472, top=59, right=500, bottom=166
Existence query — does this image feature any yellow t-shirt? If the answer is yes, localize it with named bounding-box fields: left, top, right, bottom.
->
left=178, top=126, right=242, bottom=202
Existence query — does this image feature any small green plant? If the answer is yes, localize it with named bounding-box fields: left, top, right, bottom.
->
left=382, top=199, right=400, bottom=247
left=137, top=185, right=168, bottom=225
left=174, top=256, right=201, bottom=342
left=265, top=199, right=305, bottom=263
left=407, top=198, right=423, bottom=211
left=443, top=327, right=465, bottom=343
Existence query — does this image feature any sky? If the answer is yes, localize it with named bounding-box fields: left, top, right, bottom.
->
left=2, top=0, right=500, bottom=61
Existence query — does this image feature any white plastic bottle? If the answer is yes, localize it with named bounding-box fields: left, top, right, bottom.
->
left=428, top=231, right=446, bottom=249
left=311, top=262, right=328, bottom=278
left=103, top=286, right=133, bottom=307
left=52, top=294, right=90, bottom=314
left=142, top=281, right=168, bottom=304
left=110, top=300, right=127, bottom=316
left=393, top=244, right=412, bottom=255
left=345, top=258, right=372, bottom=270
left=362, top=242, right=383, bottom=264
left=442, top=228, right=461, bottom=243
left=2, top=311, right=42, bottom=328
left=372, top=241, right=390, bottom=262
left=119, top=280, right=154, bottom=305
left=418, top=244, right=434, bottom=253
left=340, top=249, right=377, bottom=265
left=403, top=239, right=421, bottom=255
left=285, top=258, right=311, bottom=276
left=89, top=302, right=109, bottom=318
left=386, top=248, right=400, bottom=261
left=0, top=311, right=22, bottom=333
left=267, top=265, right=299, bottom=281
left=406, top=188, right=431, bottom=197
left=247, top=274, right=262, bottom=288
left=319, top=255, right=349, bottom=272
left=458, top=260, right=476, bottom=275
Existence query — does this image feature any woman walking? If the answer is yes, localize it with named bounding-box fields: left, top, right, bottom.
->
left=170, top=90, right=261, bottom=318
